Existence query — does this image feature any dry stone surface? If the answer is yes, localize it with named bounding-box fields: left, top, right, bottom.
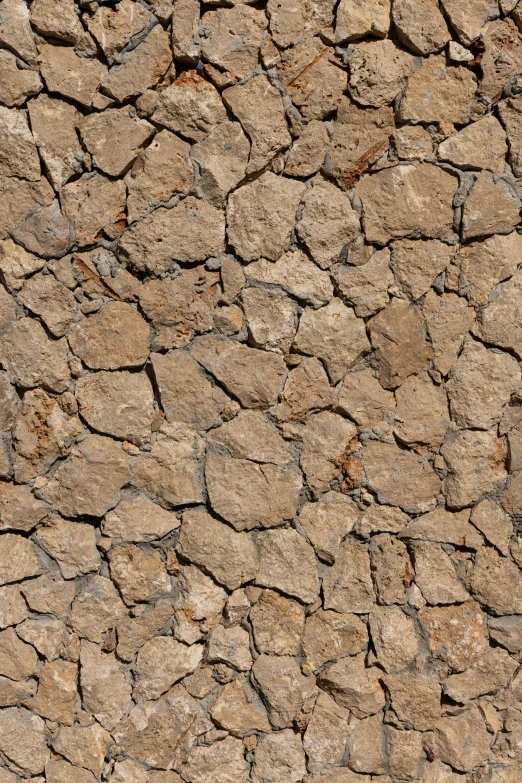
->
left=0, top=1, right=522, bottom=781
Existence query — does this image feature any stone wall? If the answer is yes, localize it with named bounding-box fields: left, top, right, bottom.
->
left=0, top=0, right=521, bottom=781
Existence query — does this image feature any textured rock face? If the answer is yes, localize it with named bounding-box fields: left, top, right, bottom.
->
left=1, top=2, right=521, bottom=780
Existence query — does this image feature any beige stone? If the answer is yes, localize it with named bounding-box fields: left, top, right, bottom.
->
left=40, top=44, right=107, bottom=107
left=369, top=533, right=411, bottom=605
left=369, top=605, right=420, bottom=673
left=184, top=735, right=249, bottom=783
left=53, top=722, right=111, bottom=777
left=0, top=483, right=49, bottom=533
left=279, top=38, right=347, bottom=121
left=0, top=48, right=41, bottom=107
left=323, top=539, right=374, bottom=613
left=393, top=239, right=455, bottom=301
left=0, top=238, right=44, bottom=292
left=498, top=97, right=522, bottom=177
left=120, top=197, right=225, bottom=276
left=256, top=528, right=319, bottom=604
left=207, top=624, right=252, bottom=671
left=335, top=369, right=395, bottom=430
left=68, top=575, right=126, bottom=643
left=0, top=176, right=54, bottom=241
left=285, top=120, right=330, bottom=178
left=127, top=130, right=193, bottom=222
left=399, top=56, right=477, bottom=124
left=0, top=533, right=42, bottom=586
left=191, top=121, right=249, bottom=209
left=363, top=440, right=440, bottom=513
left=252, top=653, right=317, bottom=729
left=337, top=248, right=392, bottom=317
left=0, top=676, right=35, bottom=708
left=0, top=584, right=28, bottom=628
left=201, top=5, right=266, bottom=79
left=474, top=269, right=522, bottom=357
left=349, top=39, right=414, bottom=107
left=358, top=164, right=457, bottom=245
left=210, top=410, right=287, bottom=465
left=433, top=708, right=489, bottom=772
left=302, top=609, right=368, bottom=673
left=116, top=605, right=174, bottom=661
left=383, top=673, right=441, bottom=731
left=60, top=173, right=126, bottom=247
left=103, top=497, right=179, bottom=543
left=0, top=708, right=49, bottom=776
left=78, top=107, right=154, bottom=178
left=88, top=0, right=150, bottom=64
left=460, top=231, right=522, bottom=307
left=109, top=545, right=171, bottom=605
left=33, top=659, right=77, bottom=726
left=0, top=626, right=38, bottom=680
left=0, top=107, right=39, bottom=181
left=173, top=565, right=226, bottom=644
left=299, top=492, right=359, bottom=564
left=336, top=0, right=390, bottom=40
left=480, top=19, right=522, bottom=102
left=17, top=615, right=66, bottom=660
left=318, top=653, right=386, bottom=717
left=438, top=115, right=507, bottom=172
left=304, top=692, right=350, bottom=768
left=277, top=358, right=335, bottom=423
left=468, top=546, right=522, bottom=615
left=210, top=676, right=271, bottom=735
left=102, top=25, right=171, bottom=102
left=46, top=760, right=97, bottom=783
left=19, top=272, right=76, bottom=337
left=30, top=0, right=82, bottom=42
left=419, top=600, right=488, bottom=671
left=441, top=429, right=506, bottom=508
left=247, top=250, right=333, bottom=307
left=424, top=291, right=475, bottom=376
left=393, top=0, right=450, bottom=54
left=0, top=0, right=38, bottom=65
left=250, top=590, right=305, bottom=656
left=300, top=411, right=357, bottom=496
left=252, top=731, right=307, bottom=783
left=357, top=503, right=409, bottom=537
left=399, top=507, right=482, bottom=547
left=413, top=542, right=470, bottom=604
left=69, top=302, right=149, bottom=370
left=444, top=646, right=517, bottom=703
left=153, top=70, right=225, bottom=142
left=463, top=171, right=521, bottom=241
left=470, top=499, right=511, bottom=556
left=21, top=574, right=75, bottom=616
left=223, top=74, right=291, bottom=174
left=36, top=517, right=100, bottom=580
left=394, top=125, right=433, bottom=161
left=394, top=372, right=450, bottom=448
left=134, top=637, right=202, bottom=701
left=441, top=0, right=490, bottom=44
left=242, top=287, right=297, bottom=353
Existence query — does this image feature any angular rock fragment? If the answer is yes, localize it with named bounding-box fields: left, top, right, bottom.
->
left=12, top=199, right=72, bottom=258
left=0, top=238, right=45, bottom=292
left=458, top=231, right=522, bottom=306
left=438, top=114, right=507, bottom=172
left=184, top=736, right=249, bottom=783
left=153, top=70, right=225, bottom=143
left=102, top=25, right=171, bottom=103
left=441, top=0, right=491, bottom=45
left=252, top=731, right=306, bottom=783
left=432, top=708, right=490, bottom=772
left=463, top=171, right=521, bottom=241
left=18, top=272, right=76, bottom=337
left=337, top=248, right=393, bottom=316
left=498, top=97, right=522, bottom=177
left=474, top=269, right=522, bottom=357
left=394, top=372, right=450, bottom=449
left=252, top=653, right=317, bottom=729
left=134, top=637, right=202, bottom=701
left=300, top=411, right=357, bottom=496
left=200, top=5, right=267, bottom=79
left=0, top=708, right=49, bottom=776
left=36, top=518, right=100, bottom=579
left=103, top=497, right=179, bottom=543
left=323, top=539, right=374, bottom=613
left=363, top=440, right=440, bottom=513
left=53, top=722, right=111, bottom=777
left=33, top=658, right=77, bottom=725
left=191, top=121, right=249, bottom=209
left=335, top=368, right=395, bottom=430
left=68, top=575, right=127, bottom=643
left=116, top=605, right=173, bottom=662
left=0, top=176, right=54, bottom=241
left=40, top=45, right=107, bottom=107
left=369, top=605, right=419, bottom=672
left=299, top=492, right=359, bottom=564
left=285, top=120, right=330, bottom=178
left=336, top=0, right=390, bottom=40
left=78, top=107, right=154, bottom=178
left=399, top=56, right=477, bottom=124
left=383, top=673, right=441, bottom=731
left=0, top=318, right=70, bottom=393
left=297, top=180, right=360, bottom=269
left=370, top=533, right=411, bottom=605
left=393, top=239, right=455, bottom=301
left=470, top=499, right=511, bottom=556
left=444, top=646, right=517, bottom=702
left=210, top=676, right=270, bottom=735
left=0, top=106, right=40, bottom=181
left=424, top=291, right=475, bottom=376
left=69, top=302, right=149, bottom=370
left=256, top=528, right=319, bottom=604
left=277, top=357, right=335, bottom=422
left=393, top=0, right=450, bottom=54
left=242, top=287, right=297, bottom=353
left=479, top=19, right=522, bottom=102
left=250, top=590, right=305, bottom=656
left=317, top=653, right=386, bottom=717
left=0, top=0, right=38, bottom=65
left=302, top=609, right=368, bottom=673
left=247, top=250, right=333, bottom=307
left=419, top=600, right=488, bottom=671
left=30, top=0, right=83, bottom=42
left=412, top=542, right=470, bottom=604
left=87, top=0, right=150, bottom=64
left=441, top=429, right=506, bottom=508
left=0, top=49, right=41, bottom=107
left=60, top=173, right=126, bottom=247
left=349, top=39, right=414, bottom=107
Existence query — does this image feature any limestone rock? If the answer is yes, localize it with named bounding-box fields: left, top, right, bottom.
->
left=369, top=533, right=411, bottom=605
left=300, top=411, right=357, bottom=496
left=21, top=574, right=75, bottom=616
left=0, top=708, right=49, bottom=776
left=479, top=19, right=522, bottom=102
left=53, top=722, right=111, bottom=777
left=438, top=114, right=507, bottom=172
left=0, top=0, right=38, bottom=65
left=277, top=358, right=335, bottom=422
left=256, top=528, right=319, bottom=604
left=441, top=0, right=491, bottom=44
left=0, top=106, right=40, bottom=181
left=17, top=615, right=65, bottom=660
left=444, top=646, right=518, bottom=702
left=223, top=74, right=291, bottom=174
left=116, top=605, right=174, bottom=661
left=0, top=238, right=45, bottom=292
left=78, top=107, right=154, bottom=178
left=474, top=268, right=522, bottom=357
left=336, top=0, right=390, bottom=40
left=40, top=44, right=107, bottom=107
left=335, top=368, right=395, bottom=430
left=337, top=248, right=393, bottom=317
left=413, top=542, right=470, bottom=604
left=43, top=434, right=131, bottom=518
left=0, top=49, right=41, bottom=107
left=173, top=565, right=226, bottom=644
left=242, top=287, right=297, bottom=353
left=153, top=70, right=225, bottom=142
left=119, top=197, right=225, bottom=276
left=323, top=539, right=374, bottom=613
left=349, top=39, right=414, bottom=107
left=191, top=121, right=249, bottom=209
left=134, top=637, right=202, bottom=701
left=252, top=653, right=317, bottom=729
left=317, top=653, right=386, bottom=717
left=299, top=492, right=359, bottom=564
left=393, top=0, right=450, bottom=54
left=0, top=176, right=54, bottom=241
left=0, top=533, right=42, bottom=586
left=127, top=130, right=193, bottom=222
left=470, top=498, right=511, bottom=556
left=285, top=120, right=330, bottom=178
left=441, top=429, right=506, bottom=508
left=433, top=708, right=490, bottom=772
left=200, top=5, right=266, bottom=79
left=33, top=659, right=77, bottom=726
left=210, top=410, right=288, bottom=465
left=18, top=272, right=76, bottom=337
left=210, top=676, right=271, bottom=735
left=30, top=0, right=83, bottom=42
left=46, top=761, right=97, bottom=783
left=102, top=25, right=171, bottom=103
left=69, top=302, right=149, bottom=370
left=206, top=624, right=252, bottom=671
left=419, top=600, right=488, bottom=671
left=394, top=372, right=450, bottom=448
left=250, top=590, right=305, bottom=656
left=11, top=199, right=72, bottom=258
left=0, top=584, right=28, bottom=628
left=302, top=609, right=368, bottom=673
left=184, top=736, right=249, bottom=783
left=357, top=164, right=457, bottom=244
left=424, top=291, right=475, bottom=376
left=393, top=239, right=455, bottom=301
left=0, top=626, right=38, bottom=680
left=252, top=731, right=307, bottom=783
left=468, top=546, right=522, bottom=615
left=369, top=605, right=420, bottom=673
left=463, top=171, right=521, bottom=241
left=247, top=250, right=333, bottom=307
left=363, top=440, right=440, bottom=513
left=304, top=692, right=350, bottom=768
left=394, top=124, right=433, bottom=160
left=399, top=507, right=482, bottom=547
left=60, top=173, right=126, bottom=247
left=103, top=497, right=179, bottom=543
left=459, top=231, right=522, bottom=306
left=87, top=0, right=150, bottom=64
left=498, top=97, right=522, bottom=177
left=36, top=517, right=100, bottom=579
left=383, top=673, right=441, bottom=731
left=68, top=575, right=126, bottom=643
left=398, top=56, right=477, bottom=124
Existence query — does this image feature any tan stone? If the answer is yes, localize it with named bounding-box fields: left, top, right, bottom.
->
left=460, top=231, right=522, bottom=307
left=358, top=164, right=457, bottom=245
left=78, top=107, right=154, bottom=178
left=441, top=0, right=490, bottom=44
left=40, top=44, right=107, bottom=107
left=438, top=115, right=507, bottom=172
left=0, top=106, right=39, bottom=181
left=393, top=0, right=450, bottom=54
left=210, top=676, right=271, bottom=735
left=127, top=130, right=193, bottom=222
left=470, top=499, right=511, bottom=556
left=102, top=25, right=171, bottom=102
left=173, top=565, right=226, bottom=644
left=335, top=369, right=395, bottom=431
left=0, top=533, right=42, bottom=586
left=60, top=172, right=126, bottom=247
left=413, top=542, right=470, bottom=604
left=43, top=434, right=130, bottom=518
left=337, top=248, right=392, bottom=317
left=210, top=410, right=287, bottom=465
left=303, top=692, right=350, bottom=769
left=248, top=250, right=333, bottom=307
left=53, top=722, right=111, bottom=777
left=207, top=624, right=252, bottom=671
left=302, top=609, right=368, bottom=673
left=444, top=646, right=517, bottom=703
left=363, top=440, right=440, bottom=513
left=323, top=539, right=374, bottom=613
left=201, top=5, right=266, bottom=79
left=33, top=659, right=77, bottom=726
left=252, top=653, right=317, bottom=729
left=0, top=238, right=44, bottom=292
left=336, top=0, right=390, bottom=40
left=68, top=575, right=126, bottom=643
left=0, top=0, right=38, bottom=65
left=357, top=503, right=409, bottom=537
left=277, top=358, right=335, bottom=423
left=87, top=0, right=150, bottom=64
left=424, top=291, right=475, bottom=376
left=0, top=677, right=35, bottom=708
left=369, top=605, right=420, bottom=673
left=318, top=653, right=386, bottom=717
left=223, top=74, right=292, bottom=174
left=116, top=605, right=173, bottom=661
left=330, top=98, right=394, bottom=191
left=69, top=302, right=149, bottom=370
left=109, top=545, right=171, bottom=605
left=480, top=19, right=522, bottom=102
left=18, top=273, right=76, bottom=337
left=250, top=590, right=305, bottom=656
left=21, top=574, right=75, bottom=616
left=463, top=171, right=521, bottom=241
left=134, top=637, right=202, bottom=701
left=36, top=517, right=100, bottom=580
left=369, top=534, right=411, bottom=605
left=393, top=239, right=455, bottom=301
left=0, top=484, right=49, bottom=533
left=1, top=48, right=40, bottom=110
left=0, top=584, right=28, bottom=628
left=12, top=198, right=72, bottom=257
left=17, top=615, right=66, bottom=660
left=184, top=735, right=249, bottom=783
left=152, top=70, right=225, bottom=142
left=383, top=673, right=441, bottom=731
left=441, top=429, right=506, bottom=508
left=399, top=56, right=477, bottom=124
left=468, top=545, right=522, bottom=615
left=0, top=176, right=54, bottom=241
left=285, top=120, right=330, bottom=178
left=499, top=97, right=522, bottom=177
left=119, top=197, right=225, bottom=276
left=433, top=708, right=489, bottom=772
left=419, top=600, right=488, bottom=671
left=399, top=507, right=482, bottom=547
left=474, top=269, right=522, bottom=357
left=299, top=492, right=359, bottom=564
left=242, top=287, right=297, bottom=353
left=103, top=497, right=178, bottom=543
left=46, top=760, right=97, bottom=783
left=394, top=125, right=433, bottom=161
left=0, top=708, right=49, bottom=776
left=30, top=0, right=82, bottom=42
left=394, top=372, right=450, bottom=449
left=252, top=731, right=307, bottom=783
left=0, top=626, right=38, bottom=680
left=300, top=411, right=357, bottom=496
left=256, top=528, right=319, bottom=604
left=191, top=121, right=249, bottom=209
left=349, top=39, right=414, bottom=107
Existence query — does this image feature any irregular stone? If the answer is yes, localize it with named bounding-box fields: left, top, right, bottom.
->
left=348, top=712, right=386, bottom=775
left=323, top=539, right=374, bottom=613
left=46, top=761, right=97, bottom=783
left=184, top=735, right=249, bottom=783
left=412, top=542, right=470, bottom=604
left=0, top=49, right=41, bottom=107
left=87, top=0, right=150, bottom=64
left=247, top=250, right=333, bottom=307
left=394, top=372, right=450, bottom=449
left=399, top=56, right=477, bottom=124
left=400, top=507, right=482, bottom=547
left=171, top=0, right=199, bottom=62
left=459, top=231, right=522, bottom=306
left=438, top=114, right=507, bottom=172
left=40, top=44, right=107, bottom=107
left=318, top=653, right=386, bottom=717
left=335, top=369, right=395, bottom=430
left=480, top=19, right=522, bottom=102
left=304, top=692, right=350, bottom=769
left=78, top=107, right=154, bottom=178
left=369, top=534, right=411, bottom=605
left=0, top=372, right=17, bottom=432
left=76, top=371, right=154, bottom=446
left=12, top=199, right=72, bottom=258
left=0, top=176, right=54, bottom=241
left=127, top=130, right=193, bottom=222
left=178, top=508, right=258, bottom=590
left=33, top=659, right=77, bottom=725
left=68, top=575, right=126, bottom=643
left=252, top=731, right=307, bottom=783
left=468, top=545, right=522, bottom=615
left=369, top=605, right=420, bottom=673
left=294, top=299, right=370, bottom=384
left=0, top=626, right=38, bottom=680
left=444, top=646, right=517, bottom=702
left=383, top=673, right=441, bottom=731
left=242, top=287, right=297, bottom=353
left=223, top=74, right=292, bottom=174
left=348, top=39, right=414, bottom=107
left=173, top=565, right=226, bottom=645
left=424, top=291, right=475, bottom=376
left=474, top=269, right=522, bottom=357
left=30, top=0, right=83, bottom=42
left=21, top=574, right=75, bottom=616
left=300, top=411, right=357, bottom=496
left=17, top=615, right=65, bottom=660
left=470, top=499, right=511, bottom=556
left=0, top=106, right=40, bottom=181
left=297, top=180, right=360, bottom=269
left=152, top=70, right=225, bottom=142
left=394, top=124, right=433, bottom=160
left=278, top=38, right=347, bottom=120
left=441, top=429, right=506, bottom=508
left=335, top=0, right=390, bottom=40
left=113, top=686, right=211, bottom=770
left=18, top=273, right=76, bottom=337
left=330, top=98, right=394, bottom=191
left=0, top=677, right=35, bottom=708
left=299, top=492, right=359, bottom=564
left=152, top=351, right=225, bottom=431
left=252, top=653, right=317, bottom=729
left=207, top=624, right=252, bottom=671
left=463, top=171, right=521, bottom=241
left=0, top=238, right=44, bottom=292
left=60, top=172, right=126, bottom=247
left=447, top=340, right=520, bottom=430
left=393, top=0, right=450, bottom=54
left=285, top=120, right=330, bottom=178
left=103, top=497, right=178, bottom=544
left=357, top=164, right=457, bottom=244
left=419, top=600, right=488, bottom=671
left=302, top=609, right=368, bottom=673
left=110, top=759, right=148, bottom=783
left=0, top=0, right=38, bottom=64
left=210, top=676, right=271, bottom=735
left=441, top=0, right=491, bottom=44
left=119, top=197, right=225, bottom=276
left=201, top=5, right=266, bottom=79
left=102, top=25, right=171, bottom=102
left=190, top=121, right=249, bottom=209
left=277, top=357, right=335, bottom=422
left=0, top=708, right=49, bottom=776
left=498, top=97, right=522, bottom=177
left=43, top=434, right=130, bottom=518
left=210, top=410, right=288, bottom=465
left=0, top=584, right=28, bottom=628
left=393, top=239, right=455, bottom=301
left=69, top=302, right=148, bottom=370
left=256, top=528, right=319, bottom=604
left=36, top=518, right=100, bottom=579
left=250, top=590, right=305, bottom=656
left=363, top=440, right=440, bottom=513
left=53, top=722, right=111, bottom=777
left=0, top=484, right=50, bottom=534
left=0, top=533, right=42, bottom=586
left=337, top=248, right=393, bottom=317
left=432, top=708, right=490, bottom=772
left=110, top=544, right=171, bottom=605
left=357, top=503, right=410, bottom=537
left=134, top=637, right=202, bottom=701
left=116, top=605, right=173, bottom=661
